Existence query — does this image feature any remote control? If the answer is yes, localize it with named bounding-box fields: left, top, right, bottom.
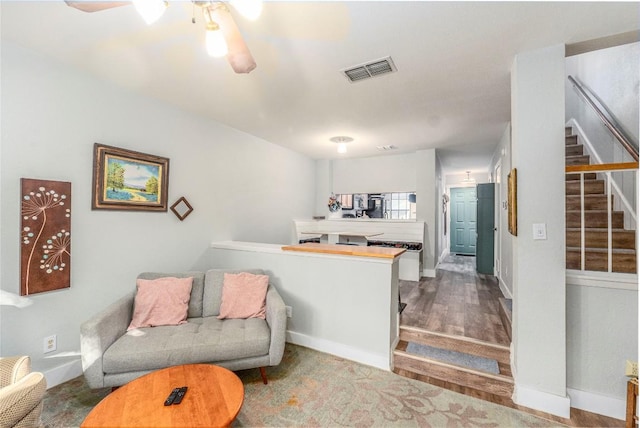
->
left=164, top=387, right=180, bottom=406
left=172, top=386, right=188, bottom=405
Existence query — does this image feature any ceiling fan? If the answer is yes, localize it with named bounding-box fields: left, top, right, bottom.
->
left=63, top=0, right=261, bottom=74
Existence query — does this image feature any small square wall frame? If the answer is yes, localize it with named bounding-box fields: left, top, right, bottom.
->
left=170, top=197, right=193, bottom=221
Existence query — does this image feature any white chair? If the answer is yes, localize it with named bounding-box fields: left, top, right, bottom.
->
left=0, top=356, right=47, bottom=427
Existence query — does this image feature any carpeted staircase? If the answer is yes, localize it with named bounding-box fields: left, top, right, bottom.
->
left=565, top=126, right=637, bottom=273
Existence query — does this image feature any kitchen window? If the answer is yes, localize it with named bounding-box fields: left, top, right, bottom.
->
left=386, top=192, right=416, bottom=219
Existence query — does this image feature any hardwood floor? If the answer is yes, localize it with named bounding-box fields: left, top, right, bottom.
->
left=397, top=254, right=625, bottom=427
left=400, top=254, right=509, bottom=346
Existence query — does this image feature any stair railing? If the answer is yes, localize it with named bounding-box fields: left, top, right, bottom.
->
left=567, top=118, right=638, bottom=229
left=566, top=163, right=638, bottom=273
left=568, top=75, right=639, bottom=162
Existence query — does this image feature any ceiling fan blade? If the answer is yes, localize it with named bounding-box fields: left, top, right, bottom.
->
left=64, top=1, right=130, bottom=13
left=210, top=5, right=256, bottom=74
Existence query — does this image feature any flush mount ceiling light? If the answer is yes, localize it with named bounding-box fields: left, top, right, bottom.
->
left=64, top=0, right=261, bottom=74
left=330, top=136, right=354, bottom=154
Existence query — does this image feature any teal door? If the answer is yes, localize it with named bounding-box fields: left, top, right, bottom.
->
left=450, top=187, right=477, bottom=255
left=476, top=183, right=495, bottom=274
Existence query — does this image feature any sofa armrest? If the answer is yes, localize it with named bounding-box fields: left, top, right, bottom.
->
left=80, top=292, right=134, bottom=388
left=264, top=285, right=287, bottom=366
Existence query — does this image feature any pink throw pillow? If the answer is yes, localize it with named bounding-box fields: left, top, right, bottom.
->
left=127, top=277, right=193, bottom=330
left=217, top=272, right=269, bottom=320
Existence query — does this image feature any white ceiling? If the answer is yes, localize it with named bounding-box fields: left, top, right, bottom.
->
left=2, top=1, right=638, bottom=173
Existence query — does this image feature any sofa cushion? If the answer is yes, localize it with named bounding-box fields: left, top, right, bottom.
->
left=202, top=269, right=265, bottom=317
left=218, top=272, right=268, bottom=320
left=138, top=272, right=205, bottom=318
left=128, top=277, right=193, bottom=331
left=102, top=316, right=271, bottom=374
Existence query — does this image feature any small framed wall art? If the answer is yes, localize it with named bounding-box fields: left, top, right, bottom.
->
left=170, top=197, right=194, bottom=221
left=507, top=168, right=517, bottom=236
left=92, top=143, right=169, bottom=211
left=20, top=178, right=71, bottom=296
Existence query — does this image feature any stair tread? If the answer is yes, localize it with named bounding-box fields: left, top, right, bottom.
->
left=566, top=194, right=610, bottom=197
left=399, top=326, right=509, bottom=350
left=567, top=247, right=636, bottom=254
left=393, top=349, right=514, bottom=382
left=566, top=209, right=623, bottom=214
left=566, top=227, right=633, bottom=232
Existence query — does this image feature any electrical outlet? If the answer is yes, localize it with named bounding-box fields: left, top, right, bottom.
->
left=626, top=360, right=638, bottom=377
left=285, top=306, right=292, bottom=318
left=44, top=335, right=57, bottom=354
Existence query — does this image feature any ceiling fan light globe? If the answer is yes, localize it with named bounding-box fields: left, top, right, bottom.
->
left=132, top=0, right=167, bottom=25
left=206, top=29, right=228, bottom=57
left=229, top=0, right=263, bottom=21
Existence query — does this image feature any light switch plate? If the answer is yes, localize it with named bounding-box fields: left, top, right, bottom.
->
left=533, top=223, right=547, bottom=240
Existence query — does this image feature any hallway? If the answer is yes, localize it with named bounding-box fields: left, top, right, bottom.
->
left=399, top=253, right=510, bottom=346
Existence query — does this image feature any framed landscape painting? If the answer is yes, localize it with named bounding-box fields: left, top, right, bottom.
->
left=92, top=144, right=169, bottom=211
left=507, top=168, right=517, bottom=236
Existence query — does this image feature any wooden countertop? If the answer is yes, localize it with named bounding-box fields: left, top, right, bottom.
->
left=281, top=243, right=406, bottom=259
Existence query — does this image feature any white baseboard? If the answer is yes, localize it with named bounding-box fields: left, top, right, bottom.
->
left=499, top=276, right=513, bottom=299
left=513, top=384, right=571, bottom=419
left=568, top=388, right=626, bottom=420
left=422, top=268, right=436, bottom=278
left=438, top=248, right=450, bottom=264
left=43, top=359, right=83, bottom=389
left=286, top=330, right=390, bottom=371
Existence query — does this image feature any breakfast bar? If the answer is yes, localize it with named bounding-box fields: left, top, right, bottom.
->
left=282, top=242, right=406, bottom=259
left=208, top=241, right=404, bottom=370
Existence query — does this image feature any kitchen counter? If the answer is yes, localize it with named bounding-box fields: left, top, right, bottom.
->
left=281, top=243, right=405, bottom=259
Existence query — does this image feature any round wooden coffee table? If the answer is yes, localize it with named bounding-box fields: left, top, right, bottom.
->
left=81, top=364, right=244, bottom=427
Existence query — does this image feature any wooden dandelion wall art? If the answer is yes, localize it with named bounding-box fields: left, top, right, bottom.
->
left=20, top=178, right=71, bottom=296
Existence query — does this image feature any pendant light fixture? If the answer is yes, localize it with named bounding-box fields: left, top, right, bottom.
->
left=203, top=6, right=228, bottom=57
left=462, top=171, right=476, bottom=183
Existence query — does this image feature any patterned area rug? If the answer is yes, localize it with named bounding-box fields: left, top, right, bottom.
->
left=42, top=344, right=562, bottom=427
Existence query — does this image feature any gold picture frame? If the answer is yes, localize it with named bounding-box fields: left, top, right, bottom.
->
left=92, top=144, right=169, bottom=211
left=508, top=168, right=517, bottom=236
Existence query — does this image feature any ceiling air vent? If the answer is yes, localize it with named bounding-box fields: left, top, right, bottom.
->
left=342, top=56, right=397, bottom=83
left=376, top=145, right=398, bottom=151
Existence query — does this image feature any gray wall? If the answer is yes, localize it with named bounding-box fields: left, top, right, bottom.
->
left=511, top=44, right=569, bottom=416
left=0, top=42, right=315, bottom=373
left=490, top=124, right=513, bottom=297
left=566, top=42, right=639, bottom=158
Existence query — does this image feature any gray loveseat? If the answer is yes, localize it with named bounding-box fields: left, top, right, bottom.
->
left=80, top=269, right=286, bottom=389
